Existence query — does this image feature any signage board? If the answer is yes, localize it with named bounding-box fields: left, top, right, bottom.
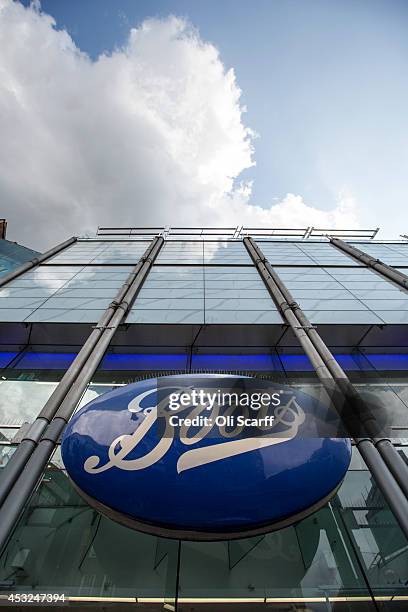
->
left=61, top=375, right=351, bottom=540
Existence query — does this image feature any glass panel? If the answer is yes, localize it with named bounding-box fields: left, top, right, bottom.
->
left=205, top=289, right=267, bottom=298
left=337, top=451, right=408, bottom=602
left=49, top=241, right=151, bottom=264
left=129, top=265, right=205, bottom=323
left=349, top=242, right=408, bottom=267
left=375, top=311, right=408, bottom=324
left=204, top=310, right=281, bottom=324
left=135, top=288, right=204, bottom=298
left=204, top=280, right=265, bottom=289
left=0, top=287, right=56, bottom=298
left=0, top=380, right=57, bottom=426
left=260, top=241, right=360, bottom=266
left=0, top=309, right=34, bottom=323
left=56, top=288, right=119, bottom=298
left=0, top=263, right=134, bottom=322
left=73, top=270, right=132, bottom=278
left=74, top=383, right=123, bottom=413
left=364, top=300, right=408, bottom=311
left=143, top=280, right=204, bottom=289
left=0, top=458, right=179, bottom=604
left=149, top=266, right=203, bottom=278
left=25, top=309, right=106, bottom=323
left=0, top=445, right=16, bottom=468
left=0, top=427, right=20, bottom=442
left=157, top=241, right=204, bottom=264
left=350, top=290, right=403, bottom=299
left=127, top=309, right=204, bottom=324
left=304, top=310, right=384, bottom=324
left=205, top=266, right=258, bottom=276
left=179, top=506, right=371, bottom=606
left=0, top=296, right=48, bottom=308
left=202, top=266, right=281, bottom=324
left=297, top=299, right=370, bottom=311
left=204, top=241, right=251, bottom=264
left=133, top=297, right=203, bottom=310
left=205, top=298, right=274, bottom=310
left=38, top=297, right=112, bottom=309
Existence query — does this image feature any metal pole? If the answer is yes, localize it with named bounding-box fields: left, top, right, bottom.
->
left=0, top=236, right=163, bottom=511
left=244, top=236, right=408, bottom=540
left=0, top=236, right=163, bottom=552
left=375, top=439, right=408, bottom=499
left=242, top=240, right=334, bottom=385
left=329, top=236, right=408, bottom=291
left=0, top=236, right=77, bottom=288
left=245, top=238, right=380, bottom=438
left=246, top=238, right=375, bottom=433
left=329, top=237, right=408, bottom=497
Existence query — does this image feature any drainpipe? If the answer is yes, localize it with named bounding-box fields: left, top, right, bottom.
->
left=328, top=236, right=408, bottom=497
left=244, top=237, right=408, bottom=540
left=0, top=237, right=163, bottom=551
left=246, top=238, right=380, bottom=438
left=329, top=237, right=408, bottom=291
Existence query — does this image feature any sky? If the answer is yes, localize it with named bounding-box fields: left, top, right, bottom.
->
left=1, top=0, right=408, bottom=249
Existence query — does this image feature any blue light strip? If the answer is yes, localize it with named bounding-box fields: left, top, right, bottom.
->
left=191, top=354, right=276, bottom=371
left=1, top=352, right=408, bottom=372
left=0, top=352, right=18, bottom=369
left=100, top=353, right=188, bottom=370
left=364, top=354, right=408, bottom=371
left=278, top=354, right=313, bottom=371
left=15, top=353, right=77, bottom=370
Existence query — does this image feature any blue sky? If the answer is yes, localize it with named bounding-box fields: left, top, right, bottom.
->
left=1, top=0, right=407, bottom=246
left=19, top=0, right=408, bottom=236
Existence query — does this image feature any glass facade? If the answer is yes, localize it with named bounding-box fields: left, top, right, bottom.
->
left=0, top=265, right=133, bottom=322
left=0, top=237, right=39, bottom=279
left=350, top=242, right=408, bottom=268
left=1, top=355, right=408, bottom=609
left=128, top=241, right=281, bottom=324
left=48, top=240, right=150, bottom=265
left=275, top=266, right=408, bottom=324
left=3, top=447, right=408, bottom=607
left=258, top=240, right=362, bottom=266
left=2, top=236, right=408, bottom=325
left=1, top=228, right=408, bottom=610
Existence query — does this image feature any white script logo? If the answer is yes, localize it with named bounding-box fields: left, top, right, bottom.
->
left=84, top=387, right=305, bottom=475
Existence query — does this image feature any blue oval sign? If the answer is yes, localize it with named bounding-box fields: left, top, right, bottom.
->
left=61, top=375, right=351, bottom=540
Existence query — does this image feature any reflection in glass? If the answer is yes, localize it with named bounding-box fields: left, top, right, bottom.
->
left=0, top=380, right=57, bottom=426
left=0, top=462, right=178, bottom=604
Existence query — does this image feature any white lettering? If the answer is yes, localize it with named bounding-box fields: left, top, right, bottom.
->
left=83, top=390, right=304, bottom=476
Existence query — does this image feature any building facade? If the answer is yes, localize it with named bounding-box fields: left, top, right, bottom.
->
left=0, top=220, right=39, bottom=279
left=1, top=226, right=408, bottom=611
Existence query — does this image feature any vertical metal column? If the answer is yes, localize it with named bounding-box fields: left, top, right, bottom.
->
left=329, top=236, right=408, bottom=290
left=329, top=236, right=408, bottom=496
left=0, top=235, right=164, bottom=552
left=244, top=236, right=408, bottom=540
left=0, top=236, right=163, bottom=506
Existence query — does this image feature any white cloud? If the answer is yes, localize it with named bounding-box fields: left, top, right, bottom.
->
left=0, top=0, right=359, bottom=249
left=214, top=188, right=359, bottom=229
